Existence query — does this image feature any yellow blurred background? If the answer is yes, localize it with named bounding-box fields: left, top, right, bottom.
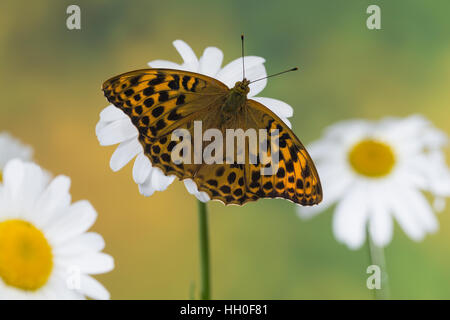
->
left=0, top=0, right=449, bottom=299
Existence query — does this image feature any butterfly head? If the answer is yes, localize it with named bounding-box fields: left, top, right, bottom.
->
left=221, top=79, right=250, bottom=114
left=233, top=79, right=250, bottom=95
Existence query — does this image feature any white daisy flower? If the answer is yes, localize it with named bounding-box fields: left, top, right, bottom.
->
left=96, top=39, right=294, bottom=202
left=297, top=115, right=450, bottom=249
left=0, top=132, right=33, bottom=182
left=0, top=159, right=114, bottom=299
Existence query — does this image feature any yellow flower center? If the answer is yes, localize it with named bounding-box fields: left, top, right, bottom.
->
left=348, top=139, right=395, bottom=178
left=0, top=170, right=3, bottom=182
left=0, top=219, right=53, bottom=291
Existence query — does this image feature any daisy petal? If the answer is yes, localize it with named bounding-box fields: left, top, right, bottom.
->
left=281, top=117, right=292, bottom=128
left=33, top=175, right=72, bottom=228
left=0, top=132, right=33, bottom=168
left=132, top=153, right=153, bottom=184
left=184, top=179, right=211, bottom=202
left=3, top=160, right=47, bottom=212
left=388, top=186, right=425, bottom=241
left=368, top=194, right=393, bottom=247
left=433, top=197, right=446, bottom=212
left=199, top=47, right=224, bottom=76
left=173, top=40, right=199, bottom=70
left=2, top=159, right=26, bottom=201
left=151, top=167, right=175, bottom=191
left=297, top=164, right=352, bottom=218
left=147, top=60, right=183, bottom=69
left=78, top=275, right=110, bottom=300
left=402, top=187, right=439, bottom=233
left=251, top=97, right=293, bottom=118
left=99, top=105, right=127, bottom=122
left=96, top=118, right=138, bottom=146
left=57, top=252, right=114, bottom=275
left=109, top=139, right=142, bottom=172
left=333, top=187, right=368, bottom=249
left=138, top=172, right=156, bottom=197
left=45, top=200, right=98, bottom=244
left=216, top=56, right=267, bottom=96
left=54, top=232, right=105, bottom=256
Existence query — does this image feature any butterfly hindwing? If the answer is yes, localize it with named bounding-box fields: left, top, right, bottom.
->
left=178, top=100, right=322, bottom=206
left=242, top=99, right=322, bottom=205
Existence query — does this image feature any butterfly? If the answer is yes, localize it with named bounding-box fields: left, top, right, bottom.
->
left=102, top=68, right=322, bottom=206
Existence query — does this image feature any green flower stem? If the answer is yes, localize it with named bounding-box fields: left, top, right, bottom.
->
left=367, top=231, right=390, bottom=300
left=197, top=200, right=211, bottom=300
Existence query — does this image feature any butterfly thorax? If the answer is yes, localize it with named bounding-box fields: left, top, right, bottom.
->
left=221, top=79, right=250, bottom=115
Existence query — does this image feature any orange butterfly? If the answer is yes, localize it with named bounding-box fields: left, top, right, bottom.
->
left=103, top=67, right=322, bottom=206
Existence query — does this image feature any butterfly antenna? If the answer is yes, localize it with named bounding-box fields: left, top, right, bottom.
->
left=249, top=67, right=298, bottom=84
left=241, top=34, right=245, bottom=80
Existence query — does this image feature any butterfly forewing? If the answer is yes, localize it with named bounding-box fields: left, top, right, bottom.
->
left=102, top=68, right=322, bottom=206
left=103, top=69, right=228, bottom=137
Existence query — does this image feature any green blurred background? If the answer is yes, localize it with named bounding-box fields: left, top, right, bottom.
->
left=1, top=0, right=449, bottom=299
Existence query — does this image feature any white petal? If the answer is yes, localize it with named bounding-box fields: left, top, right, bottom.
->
left=99, top=105, right=127, bottom=122
left=195, top=191, right=211, bottom=203
left=132, top=153, right=153, bottom=184
left=199, top=47, right=223, bottom=76
left=251, top=97, right=293, bottom=118
left=78, top=275, right=110, bottom=300
left=33, top=175, right=72, bottom=228
left=368, top=195, right=393, bottom=247
left=401, top=187, right=439, bottom=233
left=297, top=164, right=352, bottom=218
left=2, top=159, right=25, bottom=202
left=43, top=274, right=84, bottom=300
left=147, top=60, right=183, bottom=69
left=0, top=132, right=33, bottom=168
left=151, top=167, right=175, bottom=191
left=95, top=120, right=107, bottom=138
left=388, top=186, right=425, bottom=241
left=183, top=179, right=211, bottom=202
left=173, top=40, right=199, bottom=70
left=333, top=187, right=369, bottom=249
left=60, top=252, right=114, bottom=275
left=45, top=200, right=97, bottom=244
left=96, top=118, right=138, bottom=146
left=423, top=151, right=450, bottom=196
left=138, top=173, right=156, bottom=197
left=433, top=197, right=446, bottom=212
left=281, top=117, right=292, bottom=128
left=307, top=140, right=340, bottom=160
left=21, top=162, right=47, bottom=205
left=109, top=139, right=142, bottom=172
left=3, top=160, right=46, bottom=212
left=54, top=232, right=105, bottom=256
left=323, top=120, right=371, bottom=143
left=183, top=178, right=197, bottom=194
left=216, top=56, right=267, bottom=96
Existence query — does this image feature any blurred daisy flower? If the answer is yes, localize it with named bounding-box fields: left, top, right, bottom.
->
left=0, top=132, right=32, bottom=182
left=297, top=115, right=450, bottom=249
left=0, top=159, right=114, bottom=299
left=96, top=39, right=293, bottom=202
